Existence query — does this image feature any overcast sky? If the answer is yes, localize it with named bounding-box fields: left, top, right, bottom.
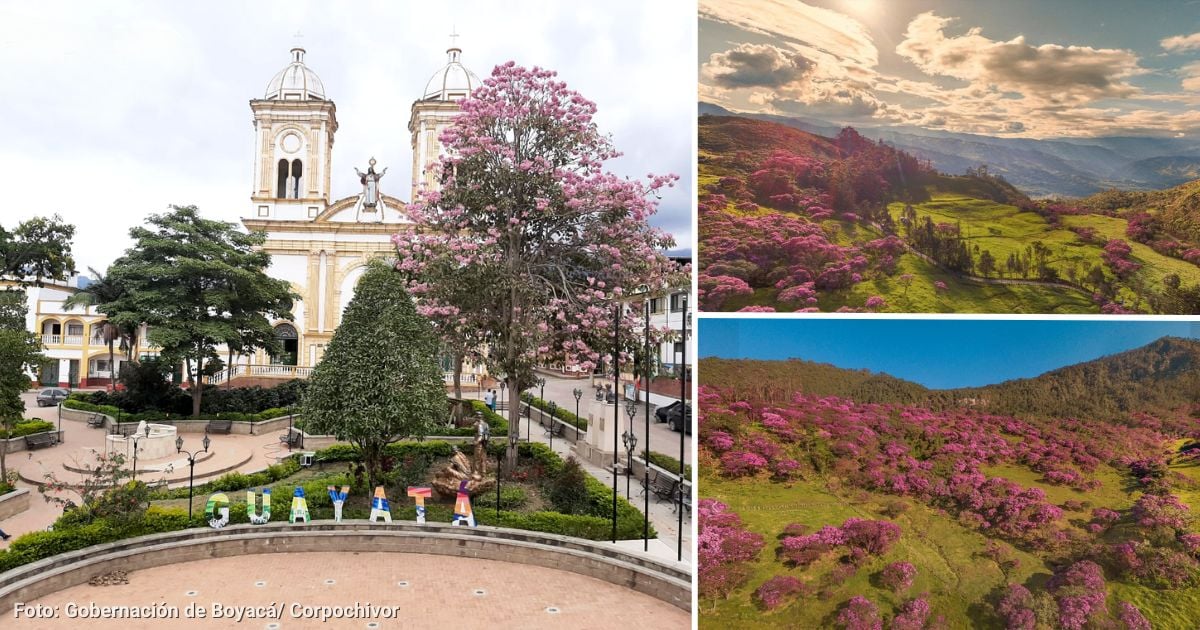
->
left=0, top=0, right=694, bottom=274
left=700, top=0, right=1200, bottom=138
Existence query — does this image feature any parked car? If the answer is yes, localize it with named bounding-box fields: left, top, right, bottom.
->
left=655, top=400, right=685, bottom=423
left=665, top=403, right=692, bottom=435
left=36, top=388, right=70, bottom=407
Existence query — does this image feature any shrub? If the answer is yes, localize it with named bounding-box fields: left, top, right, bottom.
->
left=880, top=561, right=916, bottom=594
left=836, top=595, right=881, bottom=630
left=891, top=597, right=932, bottom=630
left=0, top=420, right=55, bottom=439
left=521, top=393, right=587, bottom=430
left=546, top=457, right=591, bottom=515
left=698, top=499, right=764, bottom=598
left=754, top=575, right=806, bottom=610
left=642, top=450, right=691, bottom=479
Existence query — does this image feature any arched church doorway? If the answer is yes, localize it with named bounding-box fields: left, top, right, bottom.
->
left=273, top=323, right=299, bottom=366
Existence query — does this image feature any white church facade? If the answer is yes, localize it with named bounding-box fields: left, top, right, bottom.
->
left=211, top=45, right=488, bottom=388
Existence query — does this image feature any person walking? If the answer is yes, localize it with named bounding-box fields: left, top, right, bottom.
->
left=484, top=389, right=496, bottom=411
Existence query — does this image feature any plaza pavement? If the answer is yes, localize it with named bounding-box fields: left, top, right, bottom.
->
left=1, top=391, right=293, bottom=547
left=20, top=551, right=689, bottom=629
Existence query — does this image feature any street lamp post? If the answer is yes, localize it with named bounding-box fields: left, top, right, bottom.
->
left=611, top=303, right=620, bottom=543
left=547, top=401, right=558, bottom=453
left=623, top=401, right=638, bottom=500
left=176, top=434, right=211, bottom=523
left=677, top=294, right=688, bottom=562
left=643, top=299, right=652, bottom=552
left=537, top=377, right=546, bottom=403
left=129, top=423, right=151, bottom=482
left=571, top=387, right=583, bottom=442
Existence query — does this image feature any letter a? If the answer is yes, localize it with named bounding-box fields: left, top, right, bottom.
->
left=289, top=487, right=309, bottom=524
left=451, top=480, right=476, bottom=527
left=369, top=486, right=392, bottom=523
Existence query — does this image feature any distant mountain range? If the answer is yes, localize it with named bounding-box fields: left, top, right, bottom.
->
left=700, top=337, right=1200, bottom=421
left=699, top=102, right=1200, bottom=198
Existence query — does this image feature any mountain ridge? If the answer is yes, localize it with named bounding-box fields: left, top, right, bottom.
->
left=700, top=101, right=1200, bottom=196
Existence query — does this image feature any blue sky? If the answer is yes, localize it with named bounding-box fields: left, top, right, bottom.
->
left=699, top=0, right=1200, bottom=137
left=699, top=319, right=1200, bottom=389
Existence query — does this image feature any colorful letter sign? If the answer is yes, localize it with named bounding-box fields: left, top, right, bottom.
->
left=247, top=488, right=271, bottom=524
left=369, top=486, right=392, bottom=523
left=289, top=487, right=310, bottom=524
left=451, top=480, right=476, bottom=527
left=328, top=485, right=349, bottom=523
left=205, top=493, right=230, bottom=529
left=407, top=487, right=432, bottom=524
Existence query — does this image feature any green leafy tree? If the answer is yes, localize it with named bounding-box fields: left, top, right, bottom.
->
left=103, top=206, right=295, bottom=416
left=0, top=215, right=76, bottom=284
left=302, top=261, right=446, bottom=488
left=0, top=291, right=44, bottom=480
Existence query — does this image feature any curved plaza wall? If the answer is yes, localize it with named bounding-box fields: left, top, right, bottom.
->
left=0, top=522, right=691, bottom=613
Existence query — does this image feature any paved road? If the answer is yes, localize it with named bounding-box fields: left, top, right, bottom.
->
left=481, top=371, right=691, bottom=465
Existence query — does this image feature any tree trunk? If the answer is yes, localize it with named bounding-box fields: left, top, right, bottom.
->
left=453, top=352, right=464, bottom=400
left=108, top=338, right=116, bottom=392
left=190, top=355, right=204, bottom=418
left=226, top=348, right=234, bottom=390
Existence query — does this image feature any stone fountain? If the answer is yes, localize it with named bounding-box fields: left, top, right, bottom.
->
left=105, top=421, right=179, bottom=460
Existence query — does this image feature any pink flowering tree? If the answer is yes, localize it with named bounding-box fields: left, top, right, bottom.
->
left=698, top=499, right=765, bottom=598
left=836, top=595, right=882, bottom=630
left=880, top=561, right=916, bottom=594
left=393, top=63, right=685, bottom=467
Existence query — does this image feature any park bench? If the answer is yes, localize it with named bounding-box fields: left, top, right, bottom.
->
left=86, top=413, right=105, bottom=428
left=206, top=419, right=233, bottom=434
left=25, top=432, right=57, bottom=449
left=280, top=430, right=302, bottom=450
left=649, top=470, right=679, bottom=503
left=674, top=482, right=692, bottom=516
left=542, top=417, right=565, bottom=438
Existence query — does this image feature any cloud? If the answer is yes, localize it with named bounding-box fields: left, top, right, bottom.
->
left=897, top=12, right=1144, bottom=105
left=1162, top=32, right=1200, bottom=52
left=704, top=43, right=814, bottom=89
left=699, top=0, right=877, bottom=66
left=1183, top=61, right=1200, bottom=91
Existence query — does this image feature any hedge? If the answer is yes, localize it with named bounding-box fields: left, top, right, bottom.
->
left=63, top=399, right=293, bottom=424
left=642, top=450, right=691, bottom=479
left=0, top=420, right=56, bottom=439
left=0, top=507, right=190, bottom=573
left=147, top=457, right=303, bottom=500
left=520, top=393, right=588, bottom=430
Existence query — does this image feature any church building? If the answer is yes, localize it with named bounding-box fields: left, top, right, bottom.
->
left=213, top=44, right=488, bottom=388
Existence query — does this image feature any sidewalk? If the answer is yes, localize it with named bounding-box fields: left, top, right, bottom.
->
left=464, top=374, right=693, bottom=565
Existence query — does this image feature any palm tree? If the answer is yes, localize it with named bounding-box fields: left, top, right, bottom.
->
left=63, top=266, right=137, bottom=389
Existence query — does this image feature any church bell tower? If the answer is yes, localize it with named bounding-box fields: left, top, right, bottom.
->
left=408, top=43, right=480, bottom=200
left=249, top=48, right=338, bottom=221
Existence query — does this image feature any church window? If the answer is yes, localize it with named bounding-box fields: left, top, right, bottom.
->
left=290, top=159, right=303, bottom=198
left=276, top=159, right=289, bottom=198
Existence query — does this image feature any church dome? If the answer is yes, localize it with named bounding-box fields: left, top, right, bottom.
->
left=421, top=47, right=480, bottom=101
left=265, top=48, right=326, bottom=101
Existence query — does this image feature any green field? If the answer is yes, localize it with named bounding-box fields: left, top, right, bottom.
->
left=703, top=451, right=1200, bottom=629
left=702, top=474, right=1047, bottom=629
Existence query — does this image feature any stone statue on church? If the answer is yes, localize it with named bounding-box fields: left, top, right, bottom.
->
left=355, top=157, right=387, bottom=209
